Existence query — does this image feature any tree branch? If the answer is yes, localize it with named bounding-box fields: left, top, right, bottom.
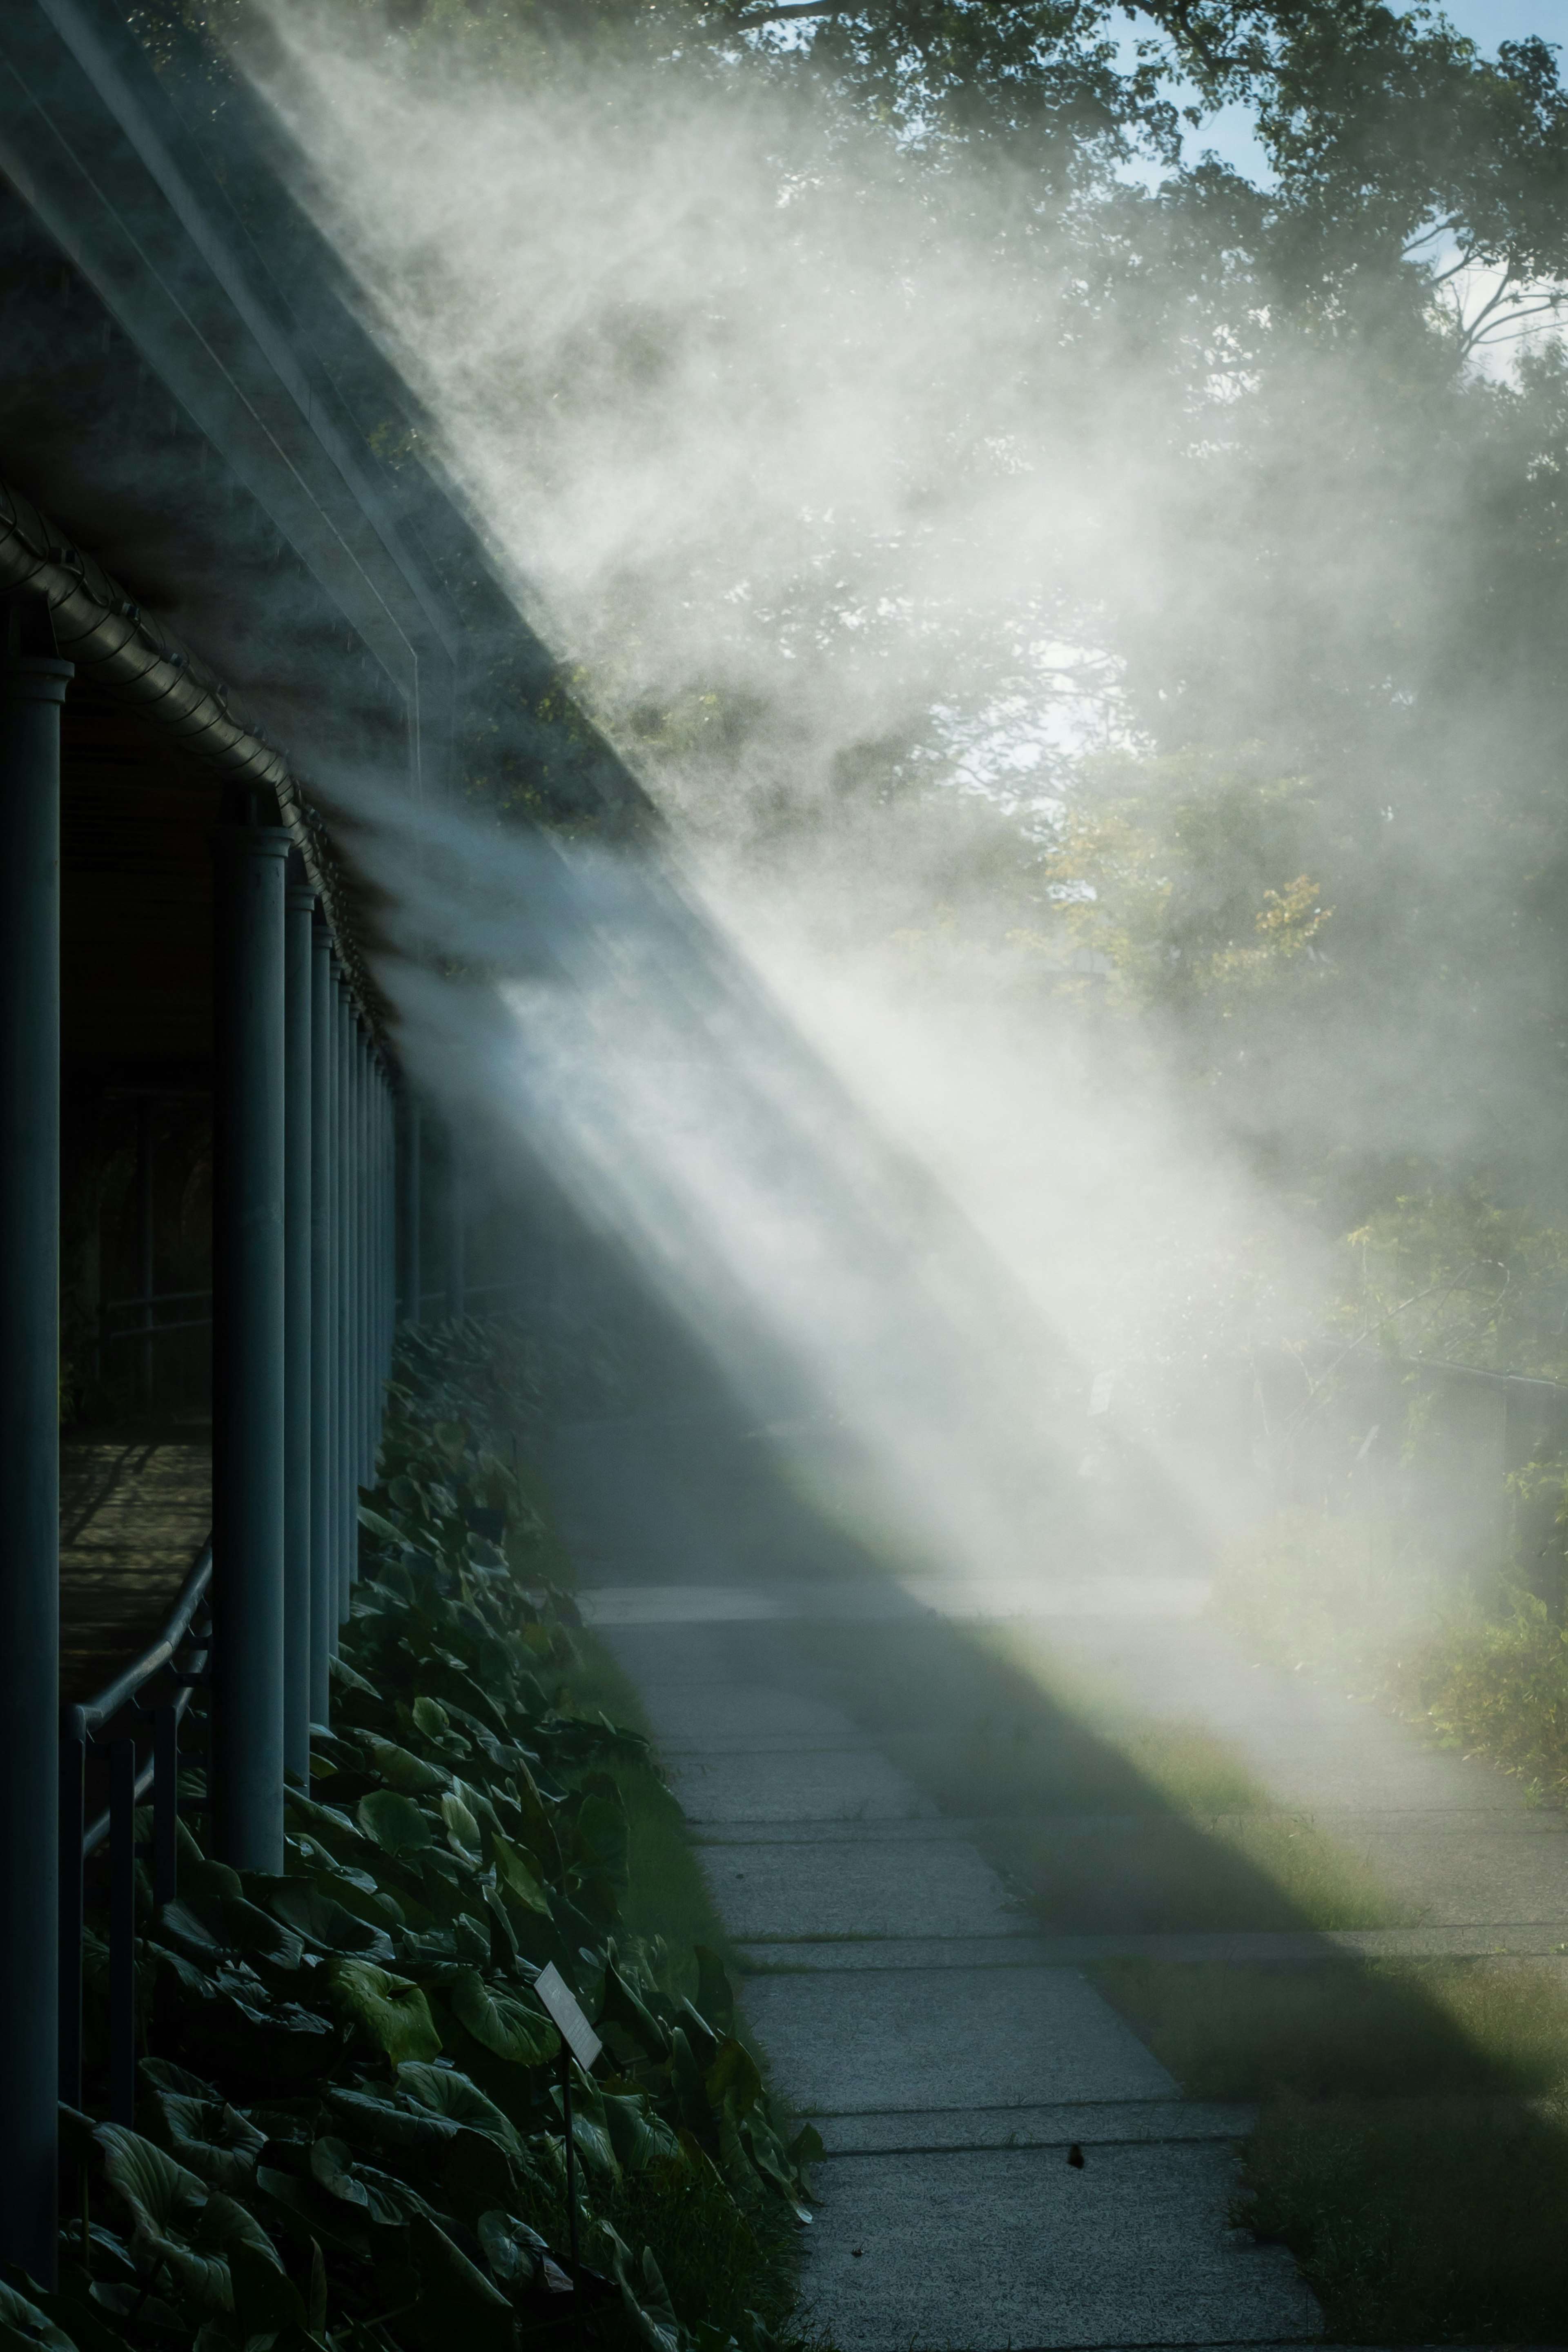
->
left=728, top=2, right=859, bottom=22
left=1456, top=267, right=1524, bottom=353
left=1404, top=215, right=1463, bottom=258
left=1469, top=291, right=1568, bottom=345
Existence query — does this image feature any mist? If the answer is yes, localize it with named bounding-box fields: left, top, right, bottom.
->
left=237, top=4, right=1568, bottom=1642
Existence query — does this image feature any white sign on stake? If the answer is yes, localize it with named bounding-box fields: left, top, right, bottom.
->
left=534, top=1962, right=603, bottom=2073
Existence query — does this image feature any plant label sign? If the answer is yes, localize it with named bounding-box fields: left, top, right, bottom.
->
left=535, top=1963, right=602, bottom=2072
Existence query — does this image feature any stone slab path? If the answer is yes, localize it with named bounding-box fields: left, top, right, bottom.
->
left=607, top=1615, right=1319, bottom=2348
left=549, top=1413, right=1325, bottom=2350
left=582, top=1578, right=1568, bottom=1949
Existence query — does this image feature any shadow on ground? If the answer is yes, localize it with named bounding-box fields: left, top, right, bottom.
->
left=544, top=1350, right=1568, bottom=2345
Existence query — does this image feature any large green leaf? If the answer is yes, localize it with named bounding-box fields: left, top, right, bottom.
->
left=310, top=2136, right=431, bottom=2226
left=292, top=1858, right=406, bottom=1935
left=154, top=2094, right=267, bottom=2194
left=327, top=1654, right=379, bottom=1699
left=571, top=1793, right=629, bottom=1896
left=179, top=1855, right=245, bottom=1911
left=2, top=2287, right=119, bottom=2352
left=440, top=1790, right=484, bottom=1861
left=364, top=1738, right=450, bottom=1797
left=669, top=2027, right=707, bottom=2111
left=140, top=2058, right=220, bottom=2101
left=438, top=2126, right=520, bottom=2225
left=325, top=1958, right=441, bottom=2064
left=601, top=1957, right=670, bottom=2059
left=694, top=1947, right=735, bottom=2038
left=552, top=2081, right=619, bottom=2184
left=356, top=1504, right=409, bottom=1549
left=706, top=2038, right=764, bottom=2119
left=491, top=1833, right=551, bottom=1915
left=450, top=1969, right=559, bottom=2065
left=218, top=1895, right=305, bottom=1970
left=601, top=2091, right=679, bottom=2174
left=153, top=1901, right=227, bottom=1963
left=324, top=2086, right=461, bottom=2155
left=97, top=2123, right=207, bottom=2239
left=356, top=1790, right=434, bottom=1855
left=0, top=2281, right=78, bottom=2352
left=475, top=2210, right=549, bottom=2288
left=408, top=2216, right=513, bottom=2352
left=739, top=2114, right=813, bottom=2222
left=509, top=1762, right=562, bottom=1879
left=285, top=1789, right=369, bottom=1857
left=266, top=1880, right=394, bottom=1958
left=606, top=2235, right=683, bottom=2352
left=229, top=2241, right=304, bottom=2336
left=396, top=2062, right=523, bottom=2156
left=99, top=2126, right=283, bottom=2316
left=411, top=1695, right=452, bottom=1741
left=453, top=1776, right=506, bottom=1840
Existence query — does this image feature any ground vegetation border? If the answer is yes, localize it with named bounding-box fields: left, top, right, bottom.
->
left=3, top=1319, right=820, bottom=2352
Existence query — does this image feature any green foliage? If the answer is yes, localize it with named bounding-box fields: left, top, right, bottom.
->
left=1235, top=2093, right=1568, bottom=2344
left=1336, top=1186, right=1568, bottom=1383
left=798, top=1616, right=1406, bottom=1932
left=1093, top=1955, right=1568, bottom=2103
left=1211, top=1508, right=1446, bottom=1684
left=1388, top=1590, right=1568, bottom=1802
left=1212, top=1504, right=1568, bottom=1803
left=22, top=1322, right=813, bottom=2352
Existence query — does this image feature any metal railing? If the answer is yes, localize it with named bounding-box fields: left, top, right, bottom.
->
left=101, top=1286, right=214, bottom=1347
left=417, top=1280, right=527, bottom=1310
left=59, top=1538, right=213, bottom=2123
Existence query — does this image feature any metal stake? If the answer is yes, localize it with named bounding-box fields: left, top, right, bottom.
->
left=561, top=2045, right=579, bottom=2276
left=108, top=1738, right=137, bottom=2126
left=0, top=612, right=71, bottom=2279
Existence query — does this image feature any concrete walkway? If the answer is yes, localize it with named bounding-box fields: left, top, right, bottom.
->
left=584, top=1579, right=1568, bottom=1947
left=549, top=1412, right=1324, bottom=2350
left=59, top=1426, right=210, bottom=1702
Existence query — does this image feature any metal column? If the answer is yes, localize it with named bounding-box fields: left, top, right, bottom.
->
left=330, top=960, right=348, bottom=1635
left=211, top=809, right=291, bottom=1873
left=308, top=919, right=334, bottom=1719
left=0, top=608, right=70, bottom=2282
left=282, top=872, right=314, bottom=1784
left=335, top=975, right=356, bottom=1610
left=135, top=1102, right=156, bottom=1405
left=376, top=1068, right=388, bottom=1391
left=446, top=1126, right=465, bottom=1321
left=397, top=1094, right=421, bottom=1327
left=374, top=1066, right=384, bottom=1444
left=378, top=1065, right=393, bottom=1414
left=353, top=1023, right=368, bottom=1488
left=363, top=1039, right=376, bottom=1472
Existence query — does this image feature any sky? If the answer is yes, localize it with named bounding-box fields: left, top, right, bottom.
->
left=1443, top=0, right=1568, bottom=45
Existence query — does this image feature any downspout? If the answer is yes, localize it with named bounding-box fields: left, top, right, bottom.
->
left=0, top=477, right=385, bottom=1033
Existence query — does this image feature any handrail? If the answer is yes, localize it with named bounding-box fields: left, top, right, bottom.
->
left=60, top=1532, right=215, bottom=2123
left=78, top=1680, right=203, bottom=1865
left=104, top=1287, right=213, bottom=1313
left=74, top=1536, right=213, bottom=1735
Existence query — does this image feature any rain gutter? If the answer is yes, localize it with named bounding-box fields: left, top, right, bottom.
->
left=0, top=473, right=385, bottom=1034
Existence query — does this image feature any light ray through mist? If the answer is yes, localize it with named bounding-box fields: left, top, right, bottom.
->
left=341, top=780, right=1303, bottom=1604
left=249, top=8, right=1437, bottom=1611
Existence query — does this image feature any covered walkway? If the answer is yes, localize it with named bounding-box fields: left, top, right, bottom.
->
left=58, top=1433, right=209, bottom=1706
